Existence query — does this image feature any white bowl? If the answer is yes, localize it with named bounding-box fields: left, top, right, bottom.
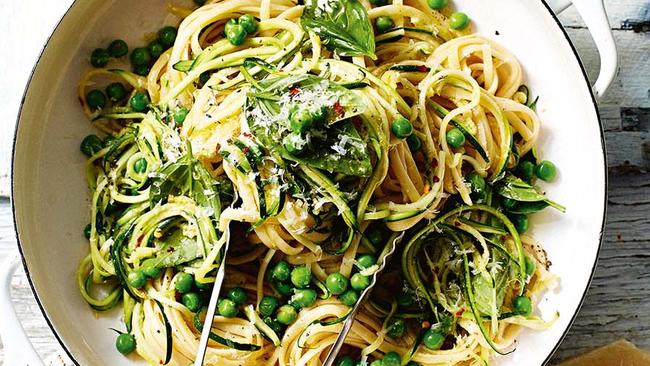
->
left=12, top=0, right=608, bottom=364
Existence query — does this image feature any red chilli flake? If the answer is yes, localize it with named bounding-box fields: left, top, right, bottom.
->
left=289, top=87, right=300, bottom=96
left=243, top=132, right=252, bottom=138
left=455, top=308, right=465, bottom=317
left=333, top=101, right=345, bottom=117
left=242, top=147, right=250, bottom=153
left=417, top=65, right=430, bottom=72
left=433, top=176, right=440, bottom=183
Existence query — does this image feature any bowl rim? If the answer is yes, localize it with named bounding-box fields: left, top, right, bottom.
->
left=10, top=0, right=608, bottom=365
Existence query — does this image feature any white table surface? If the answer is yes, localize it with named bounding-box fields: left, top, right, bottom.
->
left=0, top=0, right=649, bottom=365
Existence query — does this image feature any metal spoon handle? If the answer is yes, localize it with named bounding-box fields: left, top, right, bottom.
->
left=322, top=233, right=404, bottom=366
left=194, top=227, right=231, bottom=366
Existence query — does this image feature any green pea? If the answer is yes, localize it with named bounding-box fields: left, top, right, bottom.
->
left=182, top=292, right=202, bottom=312
left=129, top=92, right=150, bottom=112
left=382, top=351, right=401, bottom=366
left=339, top=289, right=359, bottom=306
left=133, top=158, right=148, bottom=174
left=356, top=254, right=376, bottom=270
left=86, top=89, right=106, bottom=110
left=80, top=135, right=103, bottom=157
left=326, top=272, right=349, bottom=295
left=387, top=317, right=406, bottom=338
left=148, top=41, right=164, bottom=59
left=105, top=82, right=126, bottom=102
left=467, top=172, right=486, bottom=195
left=108, top=39, right=128, bottom=58
left=511, top=214, right=529, bottom=233
left=370, top=360, right=383, bottom=366
left=290, top=288, right=318, bottom=309
left=128, top=270, right=146, bottom=289
left=423, top=329, right=445, bottom=349
left=83, top=223, right=91, bottom=239
left=283, top=133, right=308, bottom=156
left=366, top=226, right=383, bottom=247
left=350, top=273, right=370, bottom=291
left=274, top=281, right=294, bottom=296
left=276, top=304, right=298, bottom=325
left=263, top=316, right=283, bottom=333
left=517, top=160, right=535, bottom=181
left=525, top=256, right=536, bottom=277
left=227, top=287, right=247, bottom=305
left=218, top=298, right=238, bottom=317
left=449, top=12, right=470, bottom=30
left=158, top=26, right=178, bottom=48
left=427, top=0, right=447, bottom=10
left=396, top=292, right=415, bottom=307
left=391, top=117, right=413, bottom=138
left=140, top=258, right=161, bottom=278
left=142, top=267, right=161, bottom=280
left=90, top=48, right=109, bottom=68
left=115, top=333, right=136, bottom=355
left=175, top=272, right=194, bottom=293
left=406, top=134, right=421, bottom=151
left=513, top=296, right=532, bottom=315
left=375, top=16, right=394, bottom=33
left=134, top=65, right=150, bottom=76
left=271, top=261, right=291, bottom=281
left=225, top=20, right=247, bottom=46
left=174, top=107, right=189, bottom=125
left=369, top=0, right=387, bottom=5
left=259, top=296, right=280, bottom=317
left=336, top=356, right=354, bottom=366
left=446, top=128, right=465, bottom=148
left=130, top=47, right=151, bottom=67
left=534, top=160, right=557, bottom=182
left=290, top=266, right=311, bottom=288
left=290, top=108, right=316, bottom=133
left=239, top=14, right=258, bottom=34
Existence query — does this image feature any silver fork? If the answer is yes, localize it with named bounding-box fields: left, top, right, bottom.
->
left=322, top=232, right=405, bottom=366
left=194, top=225, right=232, bottom=366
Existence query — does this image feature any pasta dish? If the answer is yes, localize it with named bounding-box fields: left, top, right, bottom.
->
left=76, top=0, right=563, bottom=364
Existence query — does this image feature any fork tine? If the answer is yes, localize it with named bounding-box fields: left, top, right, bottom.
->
left=322, top=233, right=405, bottom=366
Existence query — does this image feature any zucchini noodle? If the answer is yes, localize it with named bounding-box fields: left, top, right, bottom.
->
left=75, top=0, right=561, bottom=365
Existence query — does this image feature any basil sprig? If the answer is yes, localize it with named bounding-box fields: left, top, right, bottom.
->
left=301, top=0, right=376, bottom=59
left=496, top=174, right=566, bottom=213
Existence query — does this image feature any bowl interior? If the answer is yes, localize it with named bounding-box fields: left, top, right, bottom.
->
left=13, top=0, right=605, bottom=365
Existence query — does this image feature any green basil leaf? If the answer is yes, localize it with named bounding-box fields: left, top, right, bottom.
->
left=505, top=201, right=549, bottom=214
left=149, top=230, right=203, bottom=268
left=150, top=148, right=222, bottom=221
left=472, top=250, right=509, bottom=316
left=496, top=174, right=565, bottom=213
left=245, top=74, right=371, bottom=176
left=288, top=121, right=372, bottom=176
left=150, top=155, right=193, bottom=207
left=472, top=273, right=507, bottom=316
left=301, top=0, right=376, bottom=58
